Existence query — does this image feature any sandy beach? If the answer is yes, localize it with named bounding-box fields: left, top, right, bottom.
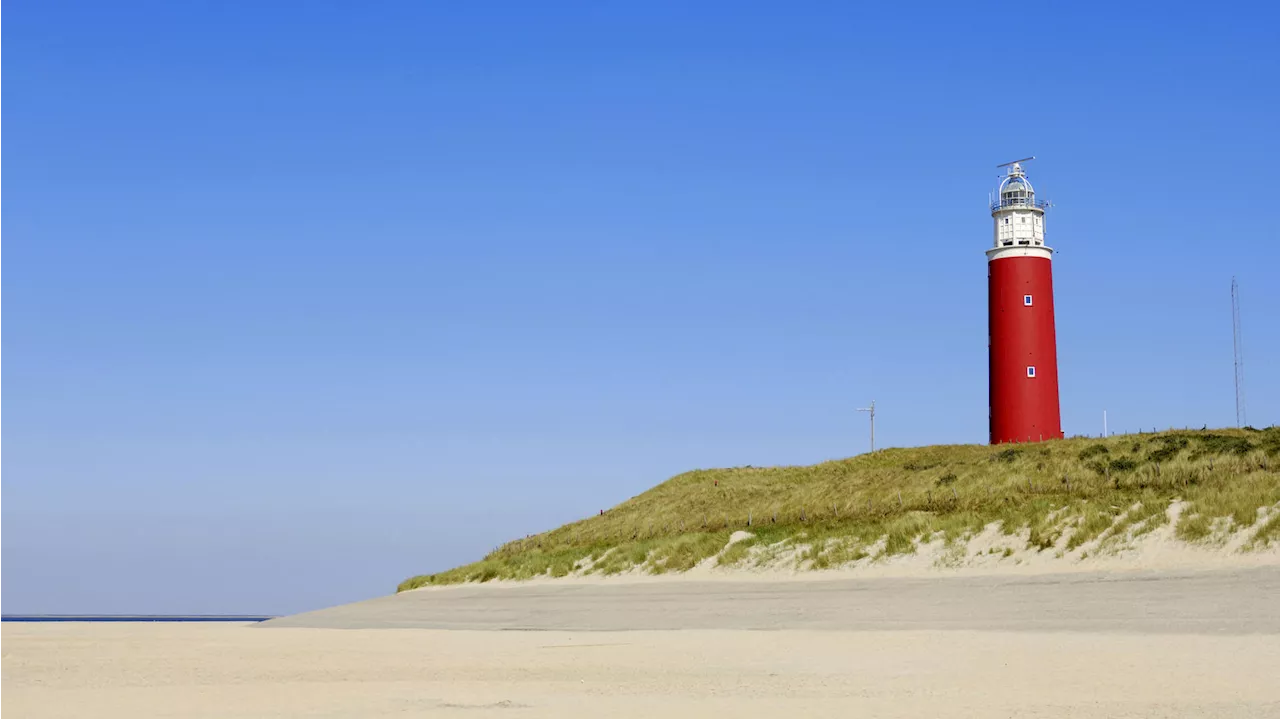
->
left=6, top=567, right=1280, bottom=718
left=4, top=622, right=1280, bottom=718
left=269, top=566, right=1280, bottom=632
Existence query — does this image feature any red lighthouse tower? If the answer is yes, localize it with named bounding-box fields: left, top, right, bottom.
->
left=988, top=158, right=1063, bottom=444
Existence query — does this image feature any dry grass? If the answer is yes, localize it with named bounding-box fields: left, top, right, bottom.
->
left=399, top=427, right=1280, bottom=591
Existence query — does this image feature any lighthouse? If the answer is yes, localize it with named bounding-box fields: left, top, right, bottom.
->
left=987, top=158, right=1064, bottom=444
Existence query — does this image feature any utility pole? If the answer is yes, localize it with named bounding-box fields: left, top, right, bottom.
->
left=1232, top=277, right=1246, bottom=427
left=857, top=400, right=876, bottom=453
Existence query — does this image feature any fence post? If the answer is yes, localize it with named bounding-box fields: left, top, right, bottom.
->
left=748, top=511, right=752, bottom=527
left=897, top=491, right=903, bottom=507
left=951, top=486, right=958, bottom=502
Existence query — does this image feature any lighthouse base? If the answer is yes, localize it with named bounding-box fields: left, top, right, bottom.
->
left=988, top=253, right=1063, bottom=445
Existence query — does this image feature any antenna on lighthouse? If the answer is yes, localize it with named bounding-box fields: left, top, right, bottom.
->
left=1232, top=277, right=1247, bottom=427
left=997, top=156, right=1036, bottom=168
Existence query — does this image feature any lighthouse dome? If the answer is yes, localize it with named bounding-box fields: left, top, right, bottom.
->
left=1000, top=175, right=1035, bottom=199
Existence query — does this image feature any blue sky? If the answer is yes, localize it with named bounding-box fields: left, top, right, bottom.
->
left=5, top=1, right=1278, bottom=614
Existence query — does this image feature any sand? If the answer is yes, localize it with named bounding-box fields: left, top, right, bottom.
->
left=4, top=622, right=1279, bottom=718
left=9, top=506, right=1280, bottom=719
left=267, top=567, right=1280, bottom=632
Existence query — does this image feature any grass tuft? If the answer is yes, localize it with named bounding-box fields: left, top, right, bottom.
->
left=1078, top=444, right=1110, bottom=461
left=1246, top=512, right=1280, bottom=550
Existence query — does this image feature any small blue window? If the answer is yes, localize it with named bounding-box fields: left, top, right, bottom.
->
left=1027, top=366, right=1036, bottom=378
left=1023, top=295, right=1033, bottom=306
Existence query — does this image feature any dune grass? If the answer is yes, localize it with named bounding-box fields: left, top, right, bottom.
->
left=398, top=427, right=1280, bottom=591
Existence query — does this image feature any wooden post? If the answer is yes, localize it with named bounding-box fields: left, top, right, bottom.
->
left=897, top=491, right=903, bottom=507
left=951, top=486, right=958, bottom=502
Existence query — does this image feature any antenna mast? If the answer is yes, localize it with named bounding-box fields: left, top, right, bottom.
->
left=857, top=400, right=876, bottom=453
left=1232, top=277, right=1246, bottom=427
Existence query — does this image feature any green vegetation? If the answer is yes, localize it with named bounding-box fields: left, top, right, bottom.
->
left=399, top=427, right=1280, bottom=591
left=716, top=536, right=759, bottom=567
